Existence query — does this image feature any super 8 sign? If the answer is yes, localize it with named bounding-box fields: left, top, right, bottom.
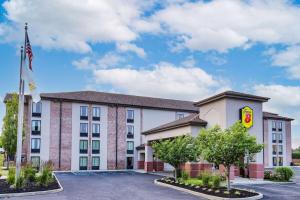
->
left=239, top=106, right=253, bottom=128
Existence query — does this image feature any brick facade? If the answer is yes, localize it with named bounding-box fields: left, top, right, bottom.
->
left=22, top=102, right=31, bottom=164
left=107, top=106, right=117, bottom=169
left=263, top=119, right=269, bottom=167
left=285, top=121, right=292, bottom=165
left=49, top=101, right=60, bottom=170
left=117, top=107, right=126, bottom=169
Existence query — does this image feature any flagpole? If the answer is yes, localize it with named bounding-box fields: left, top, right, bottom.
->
left=15, top=23, right=27, bottom=179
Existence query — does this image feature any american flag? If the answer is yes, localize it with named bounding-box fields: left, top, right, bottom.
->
left=25, top=31, right=33, bottom=71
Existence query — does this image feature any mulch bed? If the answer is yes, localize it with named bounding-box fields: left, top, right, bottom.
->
left=157, top=177, right=259, bottom=199
left=0, top=178, right=60, bottom=194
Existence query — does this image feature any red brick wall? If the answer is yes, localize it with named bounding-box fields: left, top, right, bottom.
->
left=50, top=101, right=60, bottom=170
left=107, top=106, right=117, bottom=169
left=22, top=102, right=31, bottom=164
left=263, top=119, right=269, bottom=167
left=60, top=102, right=72, bottom=170
left=285, top=121, right=292, bottom=165
left=117, top=107, right=126, bottom=169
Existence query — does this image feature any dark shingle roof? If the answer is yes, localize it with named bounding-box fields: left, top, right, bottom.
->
left=5, top=91, right=198, bottom=112
left=142, top=113, right=207, bottom=135
left=263, top=112, right=294, bottom=121
left=194, top=91, right=269, bottom=106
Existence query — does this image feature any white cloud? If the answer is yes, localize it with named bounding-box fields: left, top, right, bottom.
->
left=253, top=84, right=300, bottom=148
left=205, top=54, right=227, bottom=66
left=269, top=45, right=300, bottom=79
left=153, top=0, right=300, bottom=52
left=93, top=62, right=230, bottom=101
left=73, top=52, right=124, bottom=70
left=0, top=0, right=159, bottom=53
left=117, top=43, right=146, bottom=58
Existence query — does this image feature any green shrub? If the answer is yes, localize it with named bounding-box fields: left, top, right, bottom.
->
left=264, top=170, right=272, bottom=180
left=211, top=175, right=221, bottom=188
left=7, top=168, right=15, bottom=185
left=292, top=152, right=300, bottom=159
left=23, top=165, right=37, bottom=183
left=181, top=171, right=189, bottom=180
left=15, top=175, right=25, bottom=189
left=37, top=161, right=54, bottom=187
left=201, top=172, right=211, bottom=187
left=274, top=167, right=294, bottom=181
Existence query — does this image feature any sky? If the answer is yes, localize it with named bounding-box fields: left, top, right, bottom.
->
left=0, top=0, right=299, bottom=148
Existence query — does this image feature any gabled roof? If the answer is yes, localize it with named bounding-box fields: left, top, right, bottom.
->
left=142, top=113, right=207, bottom=135
left=194, top=91, right=269, bottom=107
left=263, top=112, right=294, bottom=121
left=5, top=91, right=198, bottom=112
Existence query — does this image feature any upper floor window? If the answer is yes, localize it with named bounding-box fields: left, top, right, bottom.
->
left=272, top=133, right=277, bottom=143
left=79, top=156, right=88, bottom=170
left=272, top=121, right=276, bottom=131
left=127, top=125, right=134, bottom=139
left=80, top=123, right=88, bottom=137
left=80, top=106, right=88, bottom=120
left=31, top=120, right=41, bottom=135
left=92, top=123, right=100, bottom=137
left=176, top=112, right=184, bottom=120
left=79, top=140, right=88, bottom=154
left=92, top=107, right=101, bottom=121
left=92, top=156, right=100, bottom=170
left=31, top=138, right=41, bottom=153
left=92, top=140, right=100, bottom=154
left=127, top=141, right=134, bottom=154
left=32, top=102, right=42, bottom=117
left=278, top=133, right=283, bottom=143
left=127, top=110, right=134, bottom=123
left=277, top=122, right=283, bottom=131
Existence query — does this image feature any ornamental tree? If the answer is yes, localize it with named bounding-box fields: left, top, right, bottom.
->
left=1, top=93, right=19, bottom=169
left=152, top=135, right=198, bottom=180
left=196, top=121, right=264, bottom=191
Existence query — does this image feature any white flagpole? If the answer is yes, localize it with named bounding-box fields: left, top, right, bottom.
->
left=16, top=46, right=25, bottom=179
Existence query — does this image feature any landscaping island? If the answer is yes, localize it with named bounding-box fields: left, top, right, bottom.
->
left=156, top=177, right=263, bottom=199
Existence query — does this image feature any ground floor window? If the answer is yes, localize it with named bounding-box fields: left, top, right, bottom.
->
left=278, top=157, right=283, bottom=166
left=126, top=157, right=133, bottom=169
left=92, top=156, right=100, bottom=170
left=80, top=140, right=88, bottom=154
left=79, top=156, right=88, bottom=170
left=31, top=156, right=40, bottom=169
left=92, top=140, right=100, bottom=154
left=273, top=157, right=277, bottom=166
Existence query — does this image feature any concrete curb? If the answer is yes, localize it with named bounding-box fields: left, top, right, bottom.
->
left=0, top=173, right=63, bottom=198
left=154, top=179, right=263, bottom=200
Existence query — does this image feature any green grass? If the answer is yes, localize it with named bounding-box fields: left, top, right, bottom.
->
left=180, top=178, right=203, bottom=186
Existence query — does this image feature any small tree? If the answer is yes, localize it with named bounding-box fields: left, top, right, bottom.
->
left=152, top=135, right=198, bottom=180
left=197, top=121, right=264, bottom=191
left=1, top=93, right=19, bottom=169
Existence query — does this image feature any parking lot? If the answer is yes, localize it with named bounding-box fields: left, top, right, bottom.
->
left=6, top=168, right=300, bottom=200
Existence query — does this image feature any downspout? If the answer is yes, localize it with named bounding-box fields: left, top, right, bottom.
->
left=58, top=100, right=62, bottom=169
left=115, top=105, right=118, bottom=169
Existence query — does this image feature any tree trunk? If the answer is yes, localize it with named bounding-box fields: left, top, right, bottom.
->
left=6, top=154, right=9, bottom=169
left=226, top=165, right=231, bottom=191
left=174, top=166, right=181, bottom=181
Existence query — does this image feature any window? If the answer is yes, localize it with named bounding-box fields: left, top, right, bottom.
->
left=79, top=140, right=88, bottom=154
left=32, top=102, right=42, bottom=117
left=127, top=110, right=134, bottom=123
left=176, top=112, right=184, bottom=120
left=272, top=121, right=276, bottom=131
left=31, top=138, right=41, bottom=153
left=92, top=123, right=100, bottom=137
left=273, top=157, right=277, bottom=166
left=92, top=107, right=101, bottom=121
left=127, top=141, right=134, bottom=154
left=278, top=157, right=283, bottom=166
left=127, top=125, right=134, bottom=139
left=79, top=156, right=88, bottom=170
left=272, top=133, right=277, bottom=143
left=31, top=120, right=41, bottom=135
left=126, top=157, right=134, bottom=169
left=80, top=106, right=88, bottom=120
left=278, top=133, right=283, bottom=143
left=31, top=156, right=40, bottom=169
left=277, top=122, right=282, bottom=131
left=80, top=123, right=88, bottom=137
left=278, top=145, right=283, bottom=155
left=92, top=156, right=100, bottom=170
left=272, top=145, right=277, bottom=155
left=92, top=140, right=100, bottom=154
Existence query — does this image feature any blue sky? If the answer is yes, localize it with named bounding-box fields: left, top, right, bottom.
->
left=0, top=0, right=299, bottom=148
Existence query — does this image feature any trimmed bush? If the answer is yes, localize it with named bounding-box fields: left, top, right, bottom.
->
left=7, top=168, right=15, bottom=185
left=201, top=172, right=211, bottom=187
left=23, top=164, right=37, bottom=183
left=211, top=175, right=221, bottom=188
left=264, top=170, right=272, bottom=180
left=15, top=175, right=25, bottom=189
left=274, top=167, right=294, bottom=181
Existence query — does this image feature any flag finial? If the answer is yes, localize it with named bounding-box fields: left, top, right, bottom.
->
left=25, top=22, right=28, bottom=30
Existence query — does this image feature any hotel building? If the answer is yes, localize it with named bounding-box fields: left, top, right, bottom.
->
left=4, top=90, right=293, bottom=178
